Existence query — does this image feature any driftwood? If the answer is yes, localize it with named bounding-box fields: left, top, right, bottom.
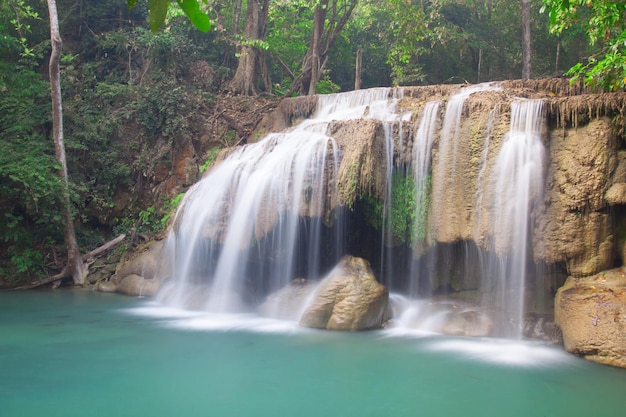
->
left=14, top=234, right=126, bottom=290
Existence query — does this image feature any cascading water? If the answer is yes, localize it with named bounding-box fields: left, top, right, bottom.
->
left=484, top=99, right=546, bottom=337
left=159, top=130, right=340, bottom=312
left=407, top=101, right=440, bottom=296
left=158, top=88, right=406, bottom=313
left=157, top=84, right=547, bottom=339
left=432, top=83, right=501, bottom=242
left=393, top=87, right=547, bottom=338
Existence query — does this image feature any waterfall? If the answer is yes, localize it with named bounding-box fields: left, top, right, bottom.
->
left=432, top=83, right=500, bottom=242
left=407, top=101, right=440, bottom=296
left=156, top=85, right=547, bottom=339
left=485, top=99, right=546, bottom=338
left=159, top=88, right=406, bottom=312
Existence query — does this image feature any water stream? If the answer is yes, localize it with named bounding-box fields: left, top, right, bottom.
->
left=1, top=291, right=625, bottom=417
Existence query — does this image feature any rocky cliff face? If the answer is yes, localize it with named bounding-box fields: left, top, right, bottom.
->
left=252, top=81, right=626, bottom=280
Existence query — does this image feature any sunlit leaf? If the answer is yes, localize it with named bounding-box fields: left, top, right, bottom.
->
left=147, top=0, right=169, bottom=33
left=177, top=0, right=211, bottom=32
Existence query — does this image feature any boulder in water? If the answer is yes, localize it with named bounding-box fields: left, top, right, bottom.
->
left=115, top=274, right=160, bottom=297
left=299, top=256, right=388, bottom=331
left=555, top=268, right=626, bottom=368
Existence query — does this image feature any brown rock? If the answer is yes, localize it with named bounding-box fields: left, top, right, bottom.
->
left=299, top=256, right=388, bottom=331
left=555, top=268, right=626, bottom=368
left=116, top=274, right=160, bottom=297
left=114, top=240, right=167, bottom=284
left=534, top=118, right=619, bottom=276
left=606, top=183, right=626, bottom=205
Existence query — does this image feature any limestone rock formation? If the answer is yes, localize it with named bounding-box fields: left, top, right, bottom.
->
left=555, top=268, right=626, bottom=368
left=115, top=274, right=160, bottom=297
left=98, top=240, right=166, bottom=296
left=534, top=118, right=619, bottom=277
left=299, top=255, right=388, bottom=331
left=114, top=240, right=166, bottom=282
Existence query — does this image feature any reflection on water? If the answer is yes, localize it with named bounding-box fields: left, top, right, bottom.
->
left=1, top=290, right=625, bottom=417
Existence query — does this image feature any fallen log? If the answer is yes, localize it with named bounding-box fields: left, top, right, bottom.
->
left=14, top=234, right=126, bottom=290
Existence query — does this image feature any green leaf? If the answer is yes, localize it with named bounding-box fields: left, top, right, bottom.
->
left=127, top=0, right=140, bottom=8
left=177, top=0, right=211, bottom=32
left=148, top=0, right=170, bottom=33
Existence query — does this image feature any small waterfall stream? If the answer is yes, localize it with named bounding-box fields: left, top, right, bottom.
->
left=485, top=99, right=546, bottom=337
left=158, top=85, right=548, bottom=338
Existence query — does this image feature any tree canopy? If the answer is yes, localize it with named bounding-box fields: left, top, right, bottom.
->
left=542, top=0, right=626, bottom=91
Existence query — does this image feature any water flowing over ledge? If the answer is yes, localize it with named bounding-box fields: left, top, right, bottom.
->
left=111, top=81, right=626, bottom=365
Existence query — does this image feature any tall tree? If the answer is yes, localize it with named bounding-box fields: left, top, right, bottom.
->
left=228, top=0, right=271, bottom=95
left=46, top=0, right=87, bottom=285
left=293, top=0, right=357, bottom=95
left=521, top=0, right=532, bottom=78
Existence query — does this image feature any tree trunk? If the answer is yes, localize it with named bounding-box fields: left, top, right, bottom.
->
left=355, top=47, right=362, bottom=90
left=477, top=47, right=482, bottom=82
left=233, top=0, right=243, bottom=34
left=14, top=234, right=127, bottom=290
left=307, top=1, right=328, bottom=95
left=228, top=0, right=270, bottom=96
left=555, top=37, right=561, bottom=75
left=521, top=0, right=532, bottom=79
left=47, top=0, right=87, bottom=286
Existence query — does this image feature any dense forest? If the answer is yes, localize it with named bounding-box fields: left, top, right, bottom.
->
left=0, top=0, right=624, bottom=286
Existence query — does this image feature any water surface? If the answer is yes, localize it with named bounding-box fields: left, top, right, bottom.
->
left=1, top=290, right=625, bottom=417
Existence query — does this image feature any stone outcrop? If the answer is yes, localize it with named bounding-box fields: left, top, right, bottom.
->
left=534, top=118, right=619, bottom=277
left=97, top=240, right=166, bottom=296
left=110, top=273, right=160, bottom=297
left=555, top=268, right=626, bottom=368
left=299, top=256, right=388, bottom=331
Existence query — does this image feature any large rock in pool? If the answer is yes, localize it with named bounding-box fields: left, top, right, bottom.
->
left=555, top=267, right=626, bottom=368
left=299, top=255, right=388, bottom=331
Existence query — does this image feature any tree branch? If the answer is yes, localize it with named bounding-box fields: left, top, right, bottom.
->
left=13, top=234, right=127, bottom=290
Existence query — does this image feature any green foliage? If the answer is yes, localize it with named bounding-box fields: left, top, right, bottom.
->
left=266, top=1, right=313, bottom=86
left=361, top=170, right=428, bottom=246
left=200, top=146, right=222, bottom=173
left=542, top=0, right=626, bottom=91
left=385, top=0, right=430, bottom=85
left=315, top=70, right=341, bottom=94
left=128, top=0, right=211, bottom=33
left=388, top=171, right=417, bottom=245
left=9, top=246, right=44, bottom=275
left=159, top=192, right=185, bottom=229
left=115, top=191, right=185, bottom=235
left=0, top=30, right=62, bottom=278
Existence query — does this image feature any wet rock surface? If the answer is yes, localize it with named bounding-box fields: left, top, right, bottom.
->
left=300, top=256, right=388, bottom=331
